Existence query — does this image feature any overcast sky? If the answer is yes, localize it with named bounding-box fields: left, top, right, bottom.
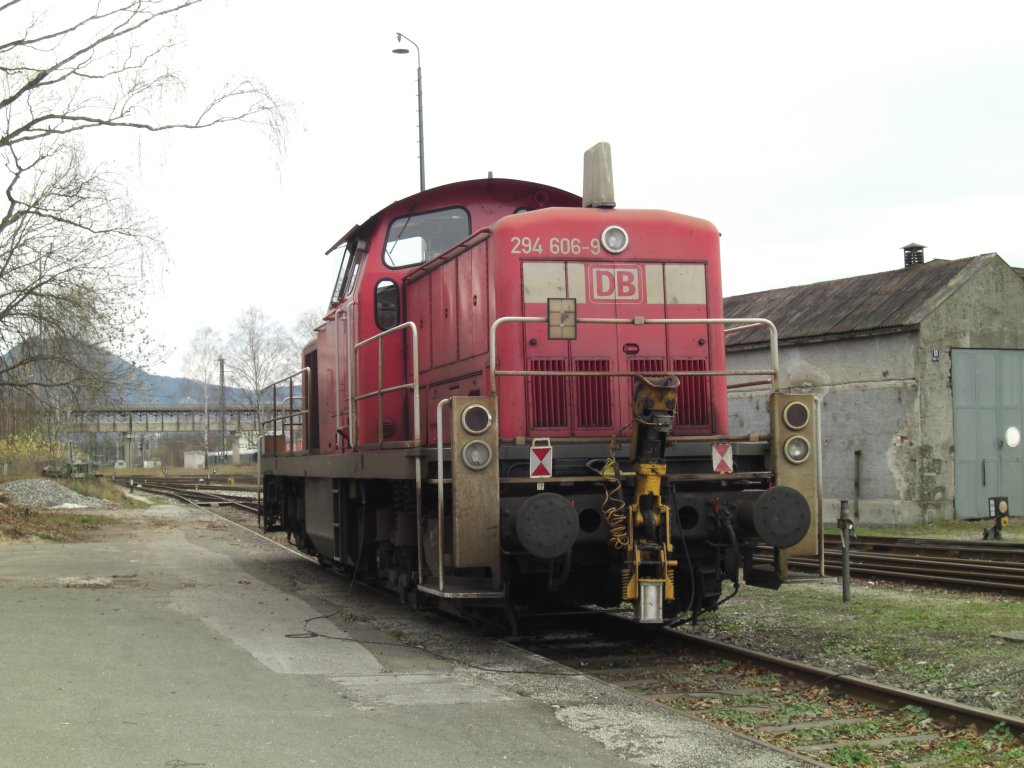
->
left=97, top=0, right=1024, bottom=376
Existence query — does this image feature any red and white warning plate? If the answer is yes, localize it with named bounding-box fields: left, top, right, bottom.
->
left=712, top=442, right=733, bottom=474
left=530, top=438, right=553, bottom=479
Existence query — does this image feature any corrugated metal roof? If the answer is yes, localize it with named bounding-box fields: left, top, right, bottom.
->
left=723, top=255, right=996, bottom=348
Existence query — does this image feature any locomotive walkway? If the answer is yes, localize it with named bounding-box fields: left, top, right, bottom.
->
left=0, top=501, right=803, bottom=768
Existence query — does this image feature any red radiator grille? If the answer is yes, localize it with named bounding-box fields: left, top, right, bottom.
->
left=629, top=358, right=665, bottom=374
left=574, top=358, right=611, bottom=428
left=529, top=359, right=568, bottom=428
left=527, top=356, right=709, bottom=432
left=673, top=358, right=710, bottom=427
left=629, top=357, right=709, bottom=428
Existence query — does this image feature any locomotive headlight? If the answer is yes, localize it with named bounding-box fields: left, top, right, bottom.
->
left=783, top=401, right=810, bottom=430
left=784, top=436, right=811, bottom=465
left=461, top=404, right=493, bottom=434
left=601, top=225, right=629, bottom=254
left=461, top=440, right=493, bottom=470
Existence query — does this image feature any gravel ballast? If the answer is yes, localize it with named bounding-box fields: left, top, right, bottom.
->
left=0, top=478, right=116, bottom=509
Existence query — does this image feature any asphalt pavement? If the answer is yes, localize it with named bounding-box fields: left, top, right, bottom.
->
left=0, top=502, right=804, bottom=768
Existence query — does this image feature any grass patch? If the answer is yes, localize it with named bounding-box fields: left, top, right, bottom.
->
left=766, top=699, right=826, bottom=723
left=60, top=477, right=144, bottom=505
left=690, top=579, right=1024, bottom=716
left=0, top=476, right=133, bottom=540
left=0, top=505, right=112, bottom=541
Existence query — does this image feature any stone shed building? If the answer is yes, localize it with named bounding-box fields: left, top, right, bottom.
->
left=724, top=248, right=1024, bottom=526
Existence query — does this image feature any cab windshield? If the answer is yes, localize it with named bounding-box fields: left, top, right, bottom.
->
left=383, top=207, right=470, bottom=268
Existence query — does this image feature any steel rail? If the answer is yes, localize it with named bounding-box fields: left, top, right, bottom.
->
left=113, top=476, right=259, bottom=494
left=671, top=629, right=1024, bottom=739
left=783, top=555, right=1024, bottom=592
left=99, top=488, right=1024, bottom=754
left=512, top=609, right=1024, bottom=763
left=114, top=478, right=259, bottom=514
left=824, top=532, right=1024, bottom=558
left=763, top=533, right=1024, bottom=592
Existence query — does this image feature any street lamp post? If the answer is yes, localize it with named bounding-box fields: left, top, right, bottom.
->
left=392, top=32, right=425, bottom=192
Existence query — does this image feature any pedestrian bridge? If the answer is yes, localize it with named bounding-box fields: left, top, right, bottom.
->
left=69, top=404, right=261, bottom=435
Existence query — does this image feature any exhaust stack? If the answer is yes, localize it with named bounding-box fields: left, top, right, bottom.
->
left=583, top=142, right=616, bottom=209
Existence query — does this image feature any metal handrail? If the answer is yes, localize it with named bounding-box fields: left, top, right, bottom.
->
left=260, top=367, right=310, bottom=456
left=488, top=316, right=781, bottom=395
left=435, top=397, right=451, bottom=592
left=352, top=320, right=421, bottom=447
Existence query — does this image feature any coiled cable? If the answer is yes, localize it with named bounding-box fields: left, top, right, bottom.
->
left=599, top=428, right=630, bottom=549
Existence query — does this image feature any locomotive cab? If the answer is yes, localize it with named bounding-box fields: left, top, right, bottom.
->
left=261, top=144, right=820, bottom=628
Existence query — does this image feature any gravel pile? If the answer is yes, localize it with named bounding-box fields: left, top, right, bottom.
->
left=0, top=479, right=115, bottom=510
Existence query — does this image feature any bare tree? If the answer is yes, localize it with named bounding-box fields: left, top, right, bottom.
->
left=224, top=306, right=291, bottom=444
left=181, top=325, right=221, bottom=464
left=291, top=305, right=323, bottom=358
left=294, top=307, right=325, bottom=341
left=0, top=1, right=283, bottom=427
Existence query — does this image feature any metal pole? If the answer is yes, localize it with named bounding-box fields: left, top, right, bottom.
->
left=219, top=357, right=226, bottom=466
left=394, top=33, right=425, bottom=191
left=416, top=59, right=424, bottom=192
left=839, top=499, right=852, bottom=603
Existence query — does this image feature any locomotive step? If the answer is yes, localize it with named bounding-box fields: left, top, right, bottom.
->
left=417, top=577, right=506, bottom=600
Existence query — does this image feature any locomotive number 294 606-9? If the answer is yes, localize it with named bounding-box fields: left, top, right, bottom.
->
left=510, top=236, right=602, bottom=257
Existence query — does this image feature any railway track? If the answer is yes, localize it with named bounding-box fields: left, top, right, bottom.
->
left=125, top=477, right=1024, bottom=595
left=114, top=479, right=1024, bottom=593
left=119, top=481, right=1022, bottom=764
left=113, top=476, right=260, bottom=514
left=762, top=533, right=1024, bottom=593
left=113, top=473, right=258, bottom=492
left=827, top=533, right=1024, bottom=561
left=513, top=617, right=1024, bottom=767
left=124, top=478, right=1024, bottom=596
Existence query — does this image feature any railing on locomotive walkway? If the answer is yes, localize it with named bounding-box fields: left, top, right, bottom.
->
left=260, top=367, right=310, bottom=456
left=487, top=316, right=782, bottom=394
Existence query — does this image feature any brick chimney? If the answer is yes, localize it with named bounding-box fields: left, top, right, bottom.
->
left=903, top=243, right=925, bottom=268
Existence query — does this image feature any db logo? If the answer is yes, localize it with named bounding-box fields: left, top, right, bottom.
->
left=588, top=265, right=644, bottom=303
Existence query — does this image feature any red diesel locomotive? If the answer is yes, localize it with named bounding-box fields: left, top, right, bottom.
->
left=261, top=144, right=820, bottom=628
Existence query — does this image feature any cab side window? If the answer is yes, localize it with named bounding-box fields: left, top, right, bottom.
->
left=329, top=240, right=354, bottom=305
left=375, top=279, right=399, bottom=330
left=329, top=239, right=367, bottom=305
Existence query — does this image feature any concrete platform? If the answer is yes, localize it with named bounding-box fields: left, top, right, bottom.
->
left=0, top=504, right=804, bottom=767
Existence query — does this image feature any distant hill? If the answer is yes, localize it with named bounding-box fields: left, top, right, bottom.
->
left=3, top=338, right=256, bottom=407
left=115, top=361, right=251, bottom=407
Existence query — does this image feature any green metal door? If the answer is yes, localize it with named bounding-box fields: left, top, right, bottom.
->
left=952, top=349, right=1024, bottom=519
